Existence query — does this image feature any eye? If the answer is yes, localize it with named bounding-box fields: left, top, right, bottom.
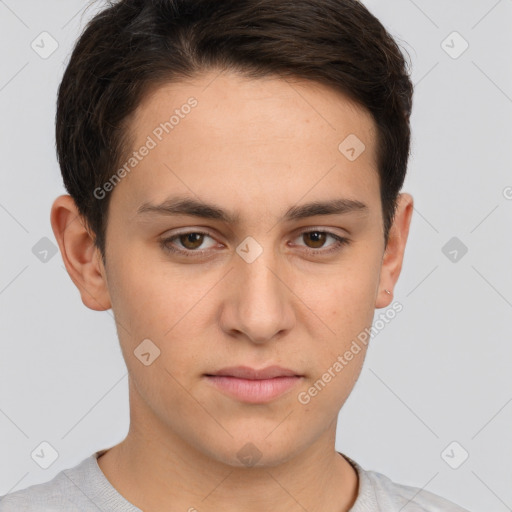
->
left=291, top=229, right=350, bottom=255
left=160, top=228, right=350, bottom=259
left=160, top=231, right=218, bottom=256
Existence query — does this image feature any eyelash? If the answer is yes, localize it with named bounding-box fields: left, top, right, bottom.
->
left=159, top=229, right=350, bottom=258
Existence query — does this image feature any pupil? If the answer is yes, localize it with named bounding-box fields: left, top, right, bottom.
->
left=306, top=231, right=325, bottom=248
left=182, top=233, right=203, bottom=249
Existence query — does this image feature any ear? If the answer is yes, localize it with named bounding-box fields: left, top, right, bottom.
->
left=50, top=194, right=111, bottom=311
left=375, top=192, right=414, bottom=309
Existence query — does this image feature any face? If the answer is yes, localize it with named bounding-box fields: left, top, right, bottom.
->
left=56, top=69, right=412, bottom=468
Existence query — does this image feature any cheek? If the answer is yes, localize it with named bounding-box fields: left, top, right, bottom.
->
left=105, top=249, right=194, bottom=336
left=297, top=261, right=379, bottom=338
left=292, top=254, right=379, bottom=384
left=106, top=256, right=218, bottom=374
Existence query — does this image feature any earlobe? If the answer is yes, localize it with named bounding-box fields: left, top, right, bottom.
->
left=375, top=192, right=414, bottom=309
left=50, top=194, right=112, bottom=311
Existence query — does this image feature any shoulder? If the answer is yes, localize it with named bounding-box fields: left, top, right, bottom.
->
left=365, top=469, right=471, bottom=511
left=345, top=455, right=472, bottom=512
left=0, top=455, right=97, bottom=512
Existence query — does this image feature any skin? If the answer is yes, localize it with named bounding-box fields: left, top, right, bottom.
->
left=51, top=69, right=413, bottom=512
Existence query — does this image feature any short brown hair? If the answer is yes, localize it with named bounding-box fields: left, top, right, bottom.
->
left=56, top=0, right=413, bottom=261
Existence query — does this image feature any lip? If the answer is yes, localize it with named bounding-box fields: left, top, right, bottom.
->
left=204, top=365, right=303, bottom=403
left=206, top=365, right=301, bottom=380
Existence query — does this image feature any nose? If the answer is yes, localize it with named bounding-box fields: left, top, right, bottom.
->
left=219, top=251, right=295, bottom=344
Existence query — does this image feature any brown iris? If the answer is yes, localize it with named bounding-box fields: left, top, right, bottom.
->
left=303, top=231, right=327, bottom=248
left=179, top=233, right=205, bottom=250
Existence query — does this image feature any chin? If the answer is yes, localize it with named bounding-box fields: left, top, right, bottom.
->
left=196, top=431, right=305, bottom=469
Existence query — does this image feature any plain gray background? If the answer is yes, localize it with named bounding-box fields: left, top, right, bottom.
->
left=1, top=1, right=511, bottom=510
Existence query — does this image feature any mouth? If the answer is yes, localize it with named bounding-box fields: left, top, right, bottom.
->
left=203, top=365, right=304, bottom=404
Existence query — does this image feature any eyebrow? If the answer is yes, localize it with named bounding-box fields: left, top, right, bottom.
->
left=136, top=195, right=369, bottom=223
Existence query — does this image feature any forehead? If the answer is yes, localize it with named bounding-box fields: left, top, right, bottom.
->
left=131, top=70, right=377, bottom=153
left=114, top=70, right=380, bottom=220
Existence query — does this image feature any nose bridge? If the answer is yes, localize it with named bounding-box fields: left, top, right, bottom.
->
left=240, top=253, right=281, bottom=304
left=226, top=238, right=294, bottom=343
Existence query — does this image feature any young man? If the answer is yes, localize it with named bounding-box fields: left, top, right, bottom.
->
left=1, top=0, right=471, bottom=510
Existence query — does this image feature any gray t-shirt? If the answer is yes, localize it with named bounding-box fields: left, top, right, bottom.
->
left=0, top=450, right=471, bottom=511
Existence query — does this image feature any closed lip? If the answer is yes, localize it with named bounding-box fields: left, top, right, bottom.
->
left=204, top=365, right=302, bottom=380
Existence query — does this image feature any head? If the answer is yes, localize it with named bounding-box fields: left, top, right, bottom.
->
left=51, top=0, right=414, bottom=467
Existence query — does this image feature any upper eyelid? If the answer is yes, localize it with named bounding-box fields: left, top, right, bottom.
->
left=167, top=230, right=219, bottom=249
